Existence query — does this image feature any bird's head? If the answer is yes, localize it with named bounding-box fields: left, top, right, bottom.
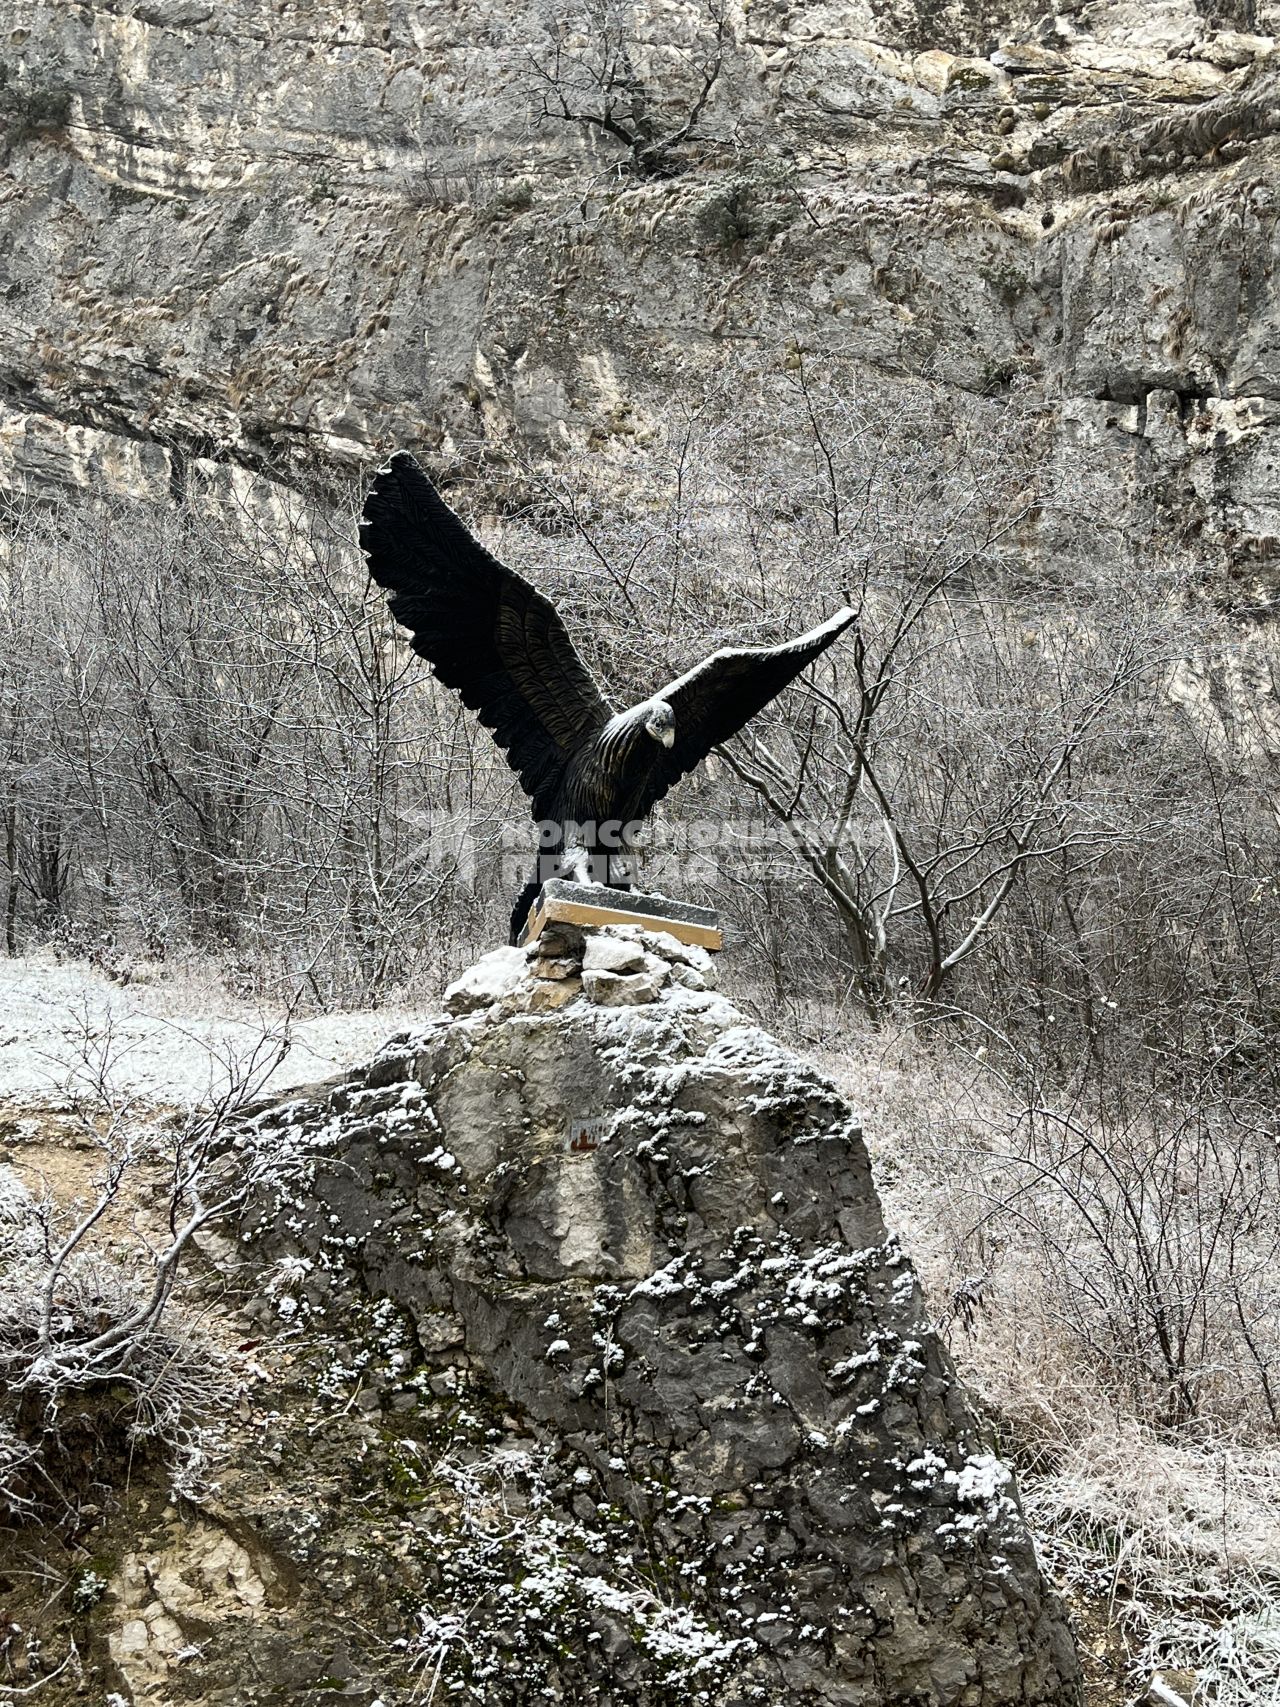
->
left=644, top=700, right=676, bottom=749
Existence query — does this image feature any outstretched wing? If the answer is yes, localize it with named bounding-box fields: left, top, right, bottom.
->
left=637, top=607, right=856, bottom=813
left=359, top=452, right=613, bottom=815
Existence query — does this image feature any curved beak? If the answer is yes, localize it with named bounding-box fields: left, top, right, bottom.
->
left=660, top=727, right=675, bottom=749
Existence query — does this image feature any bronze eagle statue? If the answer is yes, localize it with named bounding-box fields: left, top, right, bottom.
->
left=359, top=452, right=854, bottom=942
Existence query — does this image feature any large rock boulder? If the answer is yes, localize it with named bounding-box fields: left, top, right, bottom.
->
left=239, top=927, right=1082, bottom=1704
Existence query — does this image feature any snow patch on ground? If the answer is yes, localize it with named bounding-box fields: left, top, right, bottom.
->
left=0, top=954, right=425, bottom=1108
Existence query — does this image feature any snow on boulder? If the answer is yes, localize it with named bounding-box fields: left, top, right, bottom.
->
left=581, top=966, right=667, bottom=1005
left=442, top=945, right=527, bottom=1014
left=582, top=934, right=647, bottom=975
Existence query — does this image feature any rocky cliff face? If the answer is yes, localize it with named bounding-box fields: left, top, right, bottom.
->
left=99, top=924, right=1082, bottom=1706
left=2, top=1, right=1279, bottom=607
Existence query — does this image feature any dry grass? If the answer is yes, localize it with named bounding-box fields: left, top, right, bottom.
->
left=814, top=1019, right=1280, bottom=1707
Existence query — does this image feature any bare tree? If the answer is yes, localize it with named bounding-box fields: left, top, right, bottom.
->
left=0, top=476, right=504, bottom=1002
left=529, top=0, right=733, bottom=178
left=489, top=365, right=1186, bottom=1020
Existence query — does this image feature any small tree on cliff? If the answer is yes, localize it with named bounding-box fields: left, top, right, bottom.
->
left=529, top=0, right=733, bottom=178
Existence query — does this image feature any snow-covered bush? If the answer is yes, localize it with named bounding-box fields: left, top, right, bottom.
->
left=852, top=1025, right=1280, bottom=1704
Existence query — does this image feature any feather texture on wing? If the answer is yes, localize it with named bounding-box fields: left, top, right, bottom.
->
left=636, top=608, right=857, bottom=814
left=358, top=452, right=613, bottom=818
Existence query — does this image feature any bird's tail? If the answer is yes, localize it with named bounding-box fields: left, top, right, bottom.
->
left=509, top=875, right=542, bottom=946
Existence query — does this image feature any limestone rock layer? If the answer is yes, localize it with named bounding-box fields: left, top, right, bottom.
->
left=3, top=0, right=1280, bottom=608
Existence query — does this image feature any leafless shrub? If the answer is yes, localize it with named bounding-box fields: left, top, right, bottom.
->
left=0, top=1008, right=301, bottom=1525
left=848, top=1016, right=1280, bottom=1697
left=971, top=1090, right=1280, bottom=1432
left=401, top=161, right=498, bottom=211
left=401, top=164, right=536, bottom=224
left=0, top=57, right=75, bottom=155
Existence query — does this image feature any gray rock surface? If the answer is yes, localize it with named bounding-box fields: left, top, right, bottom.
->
left=442, top=943, right=527, bottom=1013
left=2, top=0, right=1280, bottom=610
left=582, top=933, right=649, bottom=975
left=234, top=927, right=1082, bottom=1703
